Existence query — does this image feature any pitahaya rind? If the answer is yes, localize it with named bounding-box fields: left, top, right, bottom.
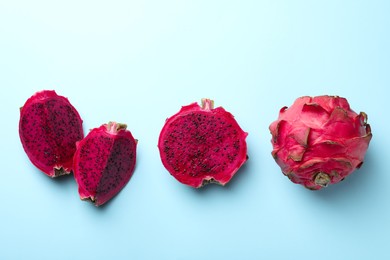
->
left=269, top=95, right=372, bottom=190
left=73, top=122, right=137, bottom=206
left=19, top=90, right=84, bottom=177
left=158, top=98, right=248, bottom=188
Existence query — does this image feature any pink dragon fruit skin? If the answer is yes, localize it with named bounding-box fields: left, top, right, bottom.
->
left=19, top=90, right=84, bottom=177
left=73, top=122, right=137, bottom=206
left=158, top=98, right=248, bottom=188
left=269, top=96, right=372, bottom=190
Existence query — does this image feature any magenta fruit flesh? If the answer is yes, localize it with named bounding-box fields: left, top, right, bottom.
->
left=19, top=90, right=84, bottom=177
left=73, top=122, right=137, bottom=206
left=158, top=98, right=248, bottom=188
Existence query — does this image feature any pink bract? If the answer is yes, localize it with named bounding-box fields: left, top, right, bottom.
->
left=73, top=122, right=137, bottom=206
left=269, top=95, right=372, bottom=190
left=158, top=98, right=248, bottom=188
left=19, top=90, right=84, bottom=177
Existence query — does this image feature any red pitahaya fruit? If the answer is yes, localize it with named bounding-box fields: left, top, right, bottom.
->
left=73, top=122, right=137, bottom=206
left=158, top=98, right=248, bottom=188
left=19, top=90, right=84, bottom=177
left=269, top=95, right=372, bottom=190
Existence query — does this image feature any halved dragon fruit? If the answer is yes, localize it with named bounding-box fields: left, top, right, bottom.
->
left=158, top=98, right=248, bottom=188
left=269, top=95, right=372, bottom=190
left=73, top=122, right=137, bottom=206
left=19, top=90, right=84, bottom=177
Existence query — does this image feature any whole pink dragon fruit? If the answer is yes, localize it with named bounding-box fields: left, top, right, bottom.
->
left=73, top=122, right=137, bottom=206
left=19, top=90, right=84, bottom=177
left=158, top=98, right=248, bottom=188
left=269, top=95, right=372, bottom=190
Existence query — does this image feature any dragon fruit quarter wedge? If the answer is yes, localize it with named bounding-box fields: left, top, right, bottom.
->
left=269, top=95, right=372, bottom=190
left=19, top=90, right=84, bottom=177
left=73, top=122, right=137, bottom=206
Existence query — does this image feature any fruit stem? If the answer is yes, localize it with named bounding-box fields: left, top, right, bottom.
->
left=106, top=122, right=127, bottom=133
left=201, top=98, right=214, bottom=110
left=314, top=172, right=331, bottom=187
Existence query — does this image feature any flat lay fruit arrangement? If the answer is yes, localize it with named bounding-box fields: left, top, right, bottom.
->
left=19, top=90, right=372, bottom=206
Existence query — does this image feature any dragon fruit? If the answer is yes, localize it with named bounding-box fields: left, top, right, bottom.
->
left=158, top=98, right=248, bottom=188
left=73, top=122, right=137, bottom=206
left=269, top=95, right=372, bottom=190
left=19, top=90, right=84, bottom=177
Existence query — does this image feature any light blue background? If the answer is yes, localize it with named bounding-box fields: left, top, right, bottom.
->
left=1, top=1, right=389, bottom=259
